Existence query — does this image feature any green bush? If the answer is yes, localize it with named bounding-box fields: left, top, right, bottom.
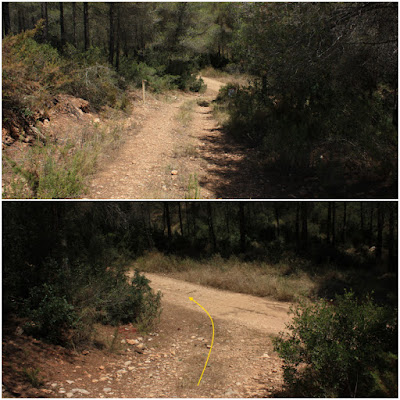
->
left=99, top=270, right=162, bottom=331
left=273, top=290, right=397, bottom=397
left=23, top=283, right=77, bottom=345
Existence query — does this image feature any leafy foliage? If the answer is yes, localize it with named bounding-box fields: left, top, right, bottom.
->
left=273, top=291, right=398, bottom=397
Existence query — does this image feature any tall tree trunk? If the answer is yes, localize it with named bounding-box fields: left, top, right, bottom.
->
left=295, top=202, right=300, bottom=248
left=185, top=202, right=191, bottom=236
left=239, top=203, right=246, bottom=253
left=332, top=202, right=336, bottom=247
left=301, top=202, right=308, bottom=249
left=72, top=2, right=77, bottom=47
left=207, top=203, right=217, bottom=253
left=178, top=203, right=184, bottom=236
left=83, top=2, right=89, bottom=51
left=327, top=202, right=332, bottom=244
left=2, top=3, right=11, bottom=37
left=342, top=202, right=347, bottom=243
left=41, top=3, right=48, bottom=40
left=115, top=3, right=121, bottom=71
left=17, top=5, right=26, bottom=33
left=388, top=203, right=396, bottom=272
left=108, top=3, right=114, bottom=65
left=274, top=204, right=280, bottom=239
left=376, top=203, right=384, bottom=260
left=360, top=202, right=364, bottom=232
left=369, top=205, right=374, bottom=245
left=225, top=203, right=231, bottom=237
left=59, top=3, right=66, bottom=50
left=164, top=202, right=172, bottom=245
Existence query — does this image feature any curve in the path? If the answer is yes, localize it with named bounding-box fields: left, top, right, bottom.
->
left=138, top=272, right=292, bottom=336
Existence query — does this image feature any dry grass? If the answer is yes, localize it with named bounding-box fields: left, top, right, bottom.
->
left=200, top=66, right=250, bottom=86
left=134, top=252, right=315, bottom=302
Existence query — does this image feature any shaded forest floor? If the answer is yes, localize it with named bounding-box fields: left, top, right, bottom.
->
left=2, top=273, right=288, bottom=398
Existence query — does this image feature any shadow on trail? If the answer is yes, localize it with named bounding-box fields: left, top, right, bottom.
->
left=196, top=118, right=397, bottom=199
left=197, top=126, right=286, bottom=199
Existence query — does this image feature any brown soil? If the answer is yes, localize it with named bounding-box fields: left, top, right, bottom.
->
left=2, top=273, right=291, bottom=398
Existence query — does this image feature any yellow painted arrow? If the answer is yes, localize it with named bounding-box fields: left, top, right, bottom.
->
left=189, top=297, right=215, bottom=386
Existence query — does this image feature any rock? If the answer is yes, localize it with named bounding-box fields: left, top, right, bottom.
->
left=126, top=339, right=138, bottom=345
left=171, top=170, right=178, bottom=175
left=66, top=380, right=74, bottom=384
left=261, top=353, right=270, bottom=358
left=99, top=365, right=105, bottom=370
left=72, top=388, right=90, bottom=395
left=225, top=388, right=239, bottom=397
left=82, top=350, right=89, bottom=355
left=124, top=361, right=132, bottom=366
left=120, top=339, right=126, bottom=344
left=66, top=392, right=73, bottom=398
left=137, top=343, right=146, bottom=350
left=116, top=369, right=127, bottom=374
left=104, top=388, right=112, bottom=393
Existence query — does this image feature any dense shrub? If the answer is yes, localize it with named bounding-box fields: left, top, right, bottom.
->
left=23, top=283, right=77, bottom=345
left=99, top=270, right=162, bottom=330
left=273, top=290, right=397, bottom=397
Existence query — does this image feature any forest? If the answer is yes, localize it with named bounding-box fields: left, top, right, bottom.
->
left=2, top=2, right=398, bottom=198
left=2, top=201, right=398, bottom=397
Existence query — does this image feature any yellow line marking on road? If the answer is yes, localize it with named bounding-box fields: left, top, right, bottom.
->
left=189, top=297, right=215, bottom=386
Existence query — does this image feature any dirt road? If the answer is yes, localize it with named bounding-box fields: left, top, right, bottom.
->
left=86, top=78, right=225, bottom=199
left=85, top=75, right=273, bottom=199
left=143, top=273, right=292, bottom=336
left=6, top=273, right=292, bottom=398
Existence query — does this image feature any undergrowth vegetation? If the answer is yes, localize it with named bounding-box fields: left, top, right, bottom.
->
left=274, top=291, right=398, bottom=397
left=3, top=120, right=124, bottom=198
left=133, top=251, right=389, bottom=303
left=3, top=203, right=162, bottom=347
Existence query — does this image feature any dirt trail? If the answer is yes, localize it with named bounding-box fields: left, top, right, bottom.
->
left=86, top=78, right=225, bottom=199
left=84, top=75, right=274, bottom=199
left=142, top=273, right=291, bottom=336
left=3, top=273, right=291, bottom=398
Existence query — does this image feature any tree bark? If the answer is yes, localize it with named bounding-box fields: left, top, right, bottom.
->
left=332, top=202, right=336, bottom=247
left=164, top=202, right=172, bottom=244
left=388, top=203, right=396, bottom=272
left=42, top=3, right=48, bottom=40
left=295, top=202, right=300, bottom=248
left=115, top=3, right=121, bottom=71
left=72, top=2, right=77, bottom=47
left=376, top=203, right=384, bottom=260
left=83, top=2, right=90, bottom=51
left=342, top=202, right=347, bottom=243
left=327, top=202, right=332, bottom=244
left=239, top=203, right=246, bottom=253
left=274, top=204, right=280, bottom=239
left=301, top=202, right=308, bottom=249
left=207, top=203, right=217, bottom=253
left=178, top=202, right=184, bottom=236
left=60, top=3, right=66, bottom=50
left=108, top=3, right=114, bottom=65
left=2, top=3, right=11, bottom=37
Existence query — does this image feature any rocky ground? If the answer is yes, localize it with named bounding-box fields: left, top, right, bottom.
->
left=2, top=273, right=291, bottom=398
